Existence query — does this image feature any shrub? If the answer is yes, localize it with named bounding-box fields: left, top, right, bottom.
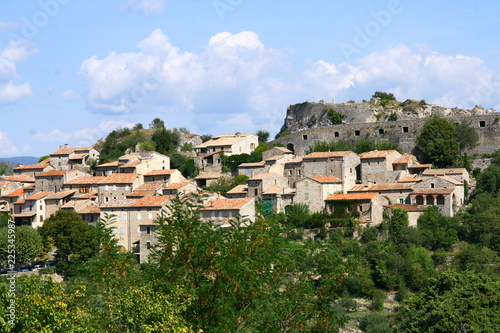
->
left=388, top=112, right=398, bottom=121
left=371, top=289, right=386, bottom=311
left=359, top=313, right=393, bottom=333
left=328, top=108, right=344, bottom=125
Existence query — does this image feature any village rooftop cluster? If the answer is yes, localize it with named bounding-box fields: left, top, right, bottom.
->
left=0, top=132, right=470, bottom=263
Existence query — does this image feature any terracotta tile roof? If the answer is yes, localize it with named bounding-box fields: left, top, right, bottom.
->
left=96, top=161, right=120, bottom=168
left=349, top=183, right=415, bottom=192
left=25, top=191, right=54, bottom=200
left=1, top=175, right=35, bottom=182
left=101, top=173, right=138, bottom=184
left=397, top=174, right=422, bottom=183
left=127, top=183, right=163, bottom=198
left=303, top=151, right=352, bottom=159
left=36, top=170, right=70, bottom=177
left=393, top=154, right=417, bottom=164
left=438, top=176, right=463, bottom=185
left=119, top=159, right=141, bottom=168
left=65, top=176, right=106, bottom=185
left=12, top=213, right=36, bottom=217
left=78, top=205, right=101, bottom=214
left=13, top=162, right=49, bottom=170
left=194, top=172, right=224, bottom=180
left=1, top=188, right=25, bottom=198
left=195, top=133, right=254, bottom=149
left=249, top=172, right=274, bottom=180
left=408, top=164, right=432, bottom=169
left=145, top=169, right=178, bottom=176
left=164, top=182, right=192, bottom=190
left=13, top=199, right=25, bottom=205
left=201, top=197, right=253, bottom=210
left=384, top=204, right=426, bottom=212
left=325, top=192, right=379, bottom=201
left=308, top=176, right=342, bottom=183
left=359, top=150, right=398, bottom=159
left=265, top=155, right=287, bottom=162
left=411, top=189, right=454, bottom=195
left=131, top=195, right=171, bottom=207
left=227, top=184, right=248, bottom=194
left=263, top=186, right=295, bottom=195
left=46, top=190, right=76, bottom=200
left=69, top=153, right=88, bottom=160
left=51, top=146, right=92, bottom=156
left=274, top=147, right=292, bottom=153
left=100, top=199, right=137, bottom=208
left=285, top=157, right=303, bottom=164
left=25, top=184, right=35, bottom=190
left=238, top=161, right=265, bottom=168
left=422, top=168, right=467, bottom=176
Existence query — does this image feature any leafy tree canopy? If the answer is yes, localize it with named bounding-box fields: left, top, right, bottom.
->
left=256, top=129, right=270, bottom=143
left=328, top=108, right=344, bottom=125
left=414, top=115, right=460, bottom=168
left=456, top=121, right=479, bottom=151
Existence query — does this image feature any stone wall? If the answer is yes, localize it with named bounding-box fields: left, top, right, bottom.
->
left=272, top=113, right=500, bottom=157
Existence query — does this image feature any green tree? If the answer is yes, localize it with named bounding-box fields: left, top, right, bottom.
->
left=0, top=226, right=43, bottom=266
left=354, top=139, right=375, bottom=154
left=38, top=155, right=50, bottom=163
left=372, top=91, right=396, bottom=107
left=151, top=128, right=179, bottom=155
left=139, top=140, right=156, bottom=152
left=414, top=115, right=460, bottom=168
left=170, top=152, right=198, bottom=179
left=456, top=121, right=479, bottom=151
left=398, top=270, right=500, bottom=332
left=0, top=161, right=14, bottom=176
left=250, top=141, right=269, bottom=161
left=387, top=112, right=398, bottom=121
left=132, top=122, right=143, bottom=131
left=149, top=117, right=165, bottom=129
left=200, top=134, right=212, bottom=142
left=328, top=108, right=344, bottom=125
left=375, top=140, right=400, bottom=152
left=38, top=210, right=97, bottom=264
left=256, top=129, right=270, bottom=143
left=305, top=140, right=353, bottom=154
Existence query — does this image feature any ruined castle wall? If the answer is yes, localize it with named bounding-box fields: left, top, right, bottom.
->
left=272, top=114, right=500, bottom=157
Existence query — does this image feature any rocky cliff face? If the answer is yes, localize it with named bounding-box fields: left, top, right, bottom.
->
left=280, top=101, right=495, bottom=133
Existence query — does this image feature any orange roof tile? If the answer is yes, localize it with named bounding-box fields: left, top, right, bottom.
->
left=12, top=213, right=36, bottom=217
left=201, top=197, right=253, bottom=210
left=349, top=183, right=415, bottom=192
left=249, top=172, right=274, bottom=180
left=96, top=161, right=120, bottom=168
left=65, top=176, right=106, bottom=185
left=25, top=191, right=54, bottom=200
left=13, top=162, right=49, bottom=170
left=101, top=173, right=138, bottom=184
left=69, top=153, right=88, bottom=160
left=1, top=175, right=35, bottom=182
left=238, top=161, right=265, bottom=168
left=145, top=169, right=178, bottom=176
left=303, top=151, right=352, bottom=159
left=438, top=176, right=463, bottom=185
left=74, top=192, right=98, bottom=199
left=164, top=182, right=192, bottom=190
left=36, top=170, right=70, bottom=177
left=50, top=146, right=92, bottom=156
left=408, top=164, right=433, bottom=169
left=422, top=168, right=467, bottom=176
left=78, top=205, right=101, bottom=214
left=393, top=154, right=417, bottom=164
left=131, top=195, right=171, bottom=207
left=227, top=184, right=248, bottom=194
left=1, top=188, right=25, bottom=198
left=263, top=186, right=295, bottom=195
left=119, top=159, right=141, bottom=168
left=194, top=172, right=224, bottom=180
left=359, top=150, right=398, bottom=159
left=100, top=199, right=137, bottom=208
left=127, top=183, right=163, bottom=198
left=325, top=192, right=379, bottom=201
left=285, top=157, right=303, bottom=164
left=273, top=147, right=292, bottom=153
left=46, top=190, right=76, bottom=200
left=397, top=174, right=422, bottom=183
left=308, top=176, right=342, bottom=183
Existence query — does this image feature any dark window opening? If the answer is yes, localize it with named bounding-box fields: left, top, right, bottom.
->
left=354, top=130, right=360, bottom=136
left=403, top=127, right=409, bottom=133
left=303, top=135, right=308, bottom=140
left=334, top=132, right=339, bottom=137
left=379, top=128, right=384, bottom=134
left=480, top=121, right=486, bottom=127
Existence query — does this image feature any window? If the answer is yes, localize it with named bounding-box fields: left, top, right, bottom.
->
left=305, top=193, right=309, bottom=200
left=120, top=213, right=125, bottom=221
left=146, top=241, right=151, bottom=249
left=480, top=121, right=486, bottom=127
left=359, top=205, right=363, bottom=212
left=416, top=196, right=424, bottom=205
left=105, top=185, right=109, bottom=191
left=254, top=189, right=258, bottom=196
left=399, top=198, right=404, bottom=204
left=120, top=227, right=125, bottom=234
left=334, top=132, right=339, bottom=137
left=403, top=127, right=409, bottom=133
left=39, top=205, right=42, bottom=210
left=40, top=216, right=43, bottom=222
left=426, top=196, right=434, bottom=205
left=148, top=213, right=153, bottom=220
left=146, top=227, right=151, bottom=235
left=297, top=170, right=301, bottom=176
left=113, top=185, right=117, bottom=191
left=437, top=195, right=445, bottom=205
left=430, top=183, right=435, bottom=189
left=354, top=130, right=360, bottom=136
left=137, top=213, right=142, bottom=220
left=303, top=135, right=308, bottom=140
left=379, top=128, right=384, bottom=134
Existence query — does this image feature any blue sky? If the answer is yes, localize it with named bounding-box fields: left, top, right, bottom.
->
left=1, top=0, right=500, bottom=158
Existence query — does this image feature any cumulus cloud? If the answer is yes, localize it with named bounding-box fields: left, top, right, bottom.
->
left=79, top=31, right=500, bottom=136
left=0, top=131, right=18, bottom=156
left=0, top=40, right=32, bottom=105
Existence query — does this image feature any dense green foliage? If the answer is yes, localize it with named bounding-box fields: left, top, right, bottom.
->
left=455, top=121, right=479, bottom=151
left=372, top=91, right=396, bottom=107
left=414, top=115, right=460, bottom=167
left=256, top=129, right=270, bottom=143
left=0, top=226, right=43, bottom=266
left=0, top=161, right=14, bottom=176
left=328, top=108, right=344, bottom=125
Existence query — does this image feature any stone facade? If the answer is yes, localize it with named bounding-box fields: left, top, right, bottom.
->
left=295, top=176, right=342, bottom=212
left=247, top=173, right=289, bottom=198
left=359, top=150, right=402, bottom=184
left=199, top=197, right=255, bottom=225
left=35, top=170, right=89, bottom=193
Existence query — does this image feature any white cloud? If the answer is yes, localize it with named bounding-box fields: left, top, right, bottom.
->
left=32, top=130, right=70, bottom=143
left=79, top=31, right=500, bottom=136
left=0, top=131, right=18, bottom=156
left=0, top=40, right=32, bottom=105
left=121, top=0, right=167, bottom=14
left=0, top=22, right=22, bottom=32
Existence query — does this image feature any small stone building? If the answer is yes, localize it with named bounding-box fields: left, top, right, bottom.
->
left=295, top=176, right=343, bottom=212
